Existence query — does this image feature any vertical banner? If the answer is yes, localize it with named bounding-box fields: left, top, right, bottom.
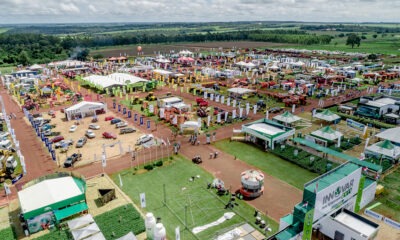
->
left=233, top=99, right=237, bottom=108
left=215, top=95, right=220, bottom=103
left=159, top=108, right=165, bottom=119
left=113, top=102, right=116, bottom=109
left=227, top=97, right=231, bottom=106
left=102, top=153, right=107, bottom=167
left=204, top=91, right=207, bottom=99
left=123, top=107, right=126, bottom=114
left=118, top=174, right=123, bottom=187
left=140, top=116, right=144, bottom=125
left=128, top=111, right=132, bottom=118
left=175, top=226, right=180, bottom=240
left=266, top=110, right=269, bottom=119
left=246, top=103, right=250, bottom=115
left=232, top=109, right=236, bottom=119
left=210, top=93, right=214, bottom=101
left=354, top=176, right=366, bottom=212
left=217, top=113, right=221, bottom=123
left=221, top=95, right=225, bottom=104
left=134, top=113, right=138, bottom=122
left=224, top=111, right=228, bottom=122
left=292, top=104, right=296, bottom=113
left=147, top=120, right=151, bottom=129
left=140, top=193, right=146, bottom=208
left=302, top=208, right=314, bottom=240
left=207, top=115, right=211, bottom=126
left=239, top=108, right=243, bottom=118
left=51, top=150, right=56, bottom=161
left=253, top=105, right=257, bottom=114
left=364, top=138, right=370, bottom=151
left=149, top=105, right=154, bottom=113
left=118, top=104, right=121, bottom=112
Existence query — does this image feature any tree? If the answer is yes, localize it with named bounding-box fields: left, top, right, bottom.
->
left=346, top=34, right=361, bottom=48
left=372, top=34, right=378, bottom=38
left=18, top=50, right=31, bottom=66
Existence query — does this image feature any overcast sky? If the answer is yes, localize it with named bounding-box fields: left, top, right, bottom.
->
left=0, top=0, right=399, bottom=24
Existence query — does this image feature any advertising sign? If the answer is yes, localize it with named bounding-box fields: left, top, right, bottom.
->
left=118, top=104, right=121, bottom=112
left=113, top=102, right=116, bottom=109
left=123, top=107, right=126, bottom=114
left=346, top=118, right=365, bottom=132
left=140, top=116, right=144, bottom=125
left=354, top=176, right=365, bottom=212
left=302, top=208, right=314, bottom=240
left=128, top=111, right=132, bottom=118
left=314, top=168, right=361, bottom=221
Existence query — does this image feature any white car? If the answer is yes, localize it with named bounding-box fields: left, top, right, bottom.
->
left=136, top=134, right=154, bottom=145
left=88, top=124, right=100, bottom=130
left=115, top=121, right=128, bottom=128
left=69, top=125, right=78, bottom=132
left=85, top=130, right=96, bottom=139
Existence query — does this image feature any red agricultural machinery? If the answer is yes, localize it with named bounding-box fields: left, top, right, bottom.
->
left=196, top=98, right=209, bottom=107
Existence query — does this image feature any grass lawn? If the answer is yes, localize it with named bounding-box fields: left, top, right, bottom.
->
left=214, top=140, right=318, bottom=189
left=111, top=156, right=278, bottom=240
left=0, top=227, right=15, bottom=240
left=0, top=66, right=15, bottom=74
left=369, top=167, right=400, bottom=222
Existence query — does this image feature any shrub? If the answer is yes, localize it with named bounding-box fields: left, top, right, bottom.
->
left=144, top=165, right=154, bottom=171
left=154, top=160, right=163, bottom=167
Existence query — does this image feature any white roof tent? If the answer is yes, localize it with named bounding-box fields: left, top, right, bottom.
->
left=228, top=87, right=255, bottom=97
left=64, top=101, right=107, bottom=121
left=18, top=176, right=86, bottom=220
left=311, top=126, right=343, bottom=142
left=180, top=121, right=200, bottom=133
left=375, top=127, right=400, bottom=145
left=272, top=111, right=301, bottom=125
left=242, top=118, right=295, bottom=150
left=314, top=109, right=341, bottom=123
left=83, top=73, right=148, bottom=89
left=365, top=140, right=400, bottom=161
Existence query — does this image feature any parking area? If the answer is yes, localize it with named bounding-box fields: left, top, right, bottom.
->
left=41, top=111, right=147, bottom=167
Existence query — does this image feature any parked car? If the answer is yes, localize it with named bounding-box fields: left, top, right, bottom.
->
left=88, top=124, right=100, bottom=130
left=115, top=121, right=128, bottom=128
left=50, top=135, right=64, bottom=143
left=110, top=118, right=122, bottom=125
left=136, top=134, right=153, bottom=145
left=85, top=130, right=96, bottom=139
left=75, top=137, right=87, bottom=148
left=69, top=125, right=78, bottom=132
left=105, top=116, right=114, bottom=121
left=120, top=127, right=136, bottom=134
left=102, top=132, right=117, bottom=139
left=55, top=139, right=74, bottom=148
left=63, top=153, right=82, bottom=168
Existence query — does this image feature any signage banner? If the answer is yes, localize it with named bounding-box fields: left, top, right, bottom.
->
left=118, top=104, right=121, bottom=112
left=220, top=96, right=225, bottom=104
left=302, top=208, right=314, bottom=240
left=175, top=226, right=180, bottom=240
left=128, top=111, right=132, bottom=118
left=102, top=154, right=107, bottom=167
left=149, top=104, right=154, bottom=113
left=364, top=209, right=383, bottom=221
left=346, top=118, right=365, bottom=132
left=160, top=108, right=165, bottom=119
left=147, top=120, right=151, bottom=129
left=134, top=113, right=138, bottom=122
left=384, top=217, right=400, bottom=230
left=140, top=193, right=146, bottom=208
left=314, top=168, right=361, bottom=221
left=123, top=107, right=126, bottom=114
left=140, top=116, right=144, bottom=125
left=354, top=176, right=365, bottom=212
left=113, top=102, right=116, bottom=109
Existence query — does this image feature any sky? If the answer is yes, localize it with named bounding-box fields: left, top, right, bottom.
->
left=0, top=0, right=399, bottom=24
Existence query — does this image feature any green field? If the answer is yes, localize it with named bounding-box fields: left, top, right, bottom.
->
left=214, top=140, right=318, bottom=189
left=111, top=156, right=278, bottom=240
left=369, top=168, right=400, bottom=222
left=0, top=227, right=15, bottom=240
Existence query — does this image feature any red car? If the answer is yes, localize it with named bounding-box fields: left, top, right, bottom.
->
left=102, top=132, right=117, bottom=139
left=104, top=116, right=114, bottom=121
left=50, top=135, right=64, bottom=143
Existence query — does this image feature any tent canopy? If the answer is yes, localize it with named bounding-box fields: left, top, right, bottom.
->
left=376, top=127, right=400, bottom=144
left=314, top=109, right=341, bottom=122
left=71, top=222, right=102, bottom=240
left=365, top=140, right=400, bottom=159
left=228, top=87, right=255, bottom=95
left=311, top=126, right=343, bottom=141
left=273, top=111, right=301, bottom=124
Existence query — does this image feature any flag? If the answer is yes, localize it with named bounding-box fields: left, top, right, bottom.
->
left=314, top=182, right=318, bottom=193
left=4, top=183, right=11, bottom=195
left=167, top=138, right=171, bottom=146
left=118, top=174, right=123, bottom=187
left=140, top=193, right=146, bottom=208
left=175, top=226, right=180, bottom=240
left=101, top=153, right=107, bottom=167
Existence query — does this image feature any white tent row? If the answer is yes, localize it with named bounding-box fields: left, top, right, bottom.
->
left=235, top=61, right=257, bottom=68
left=71, top=222, right=105, bottom=240
left=83, top=73, right=148, bottom=88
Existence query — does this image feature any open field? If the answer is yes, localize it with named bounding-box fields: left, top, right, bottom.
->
left=214, top=140, right=318, bottom=189
left=111, top=155, right=278, bottom=240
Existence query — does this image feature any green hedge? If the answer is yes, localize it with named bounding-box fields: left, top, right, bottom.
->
left=334, top=112, right=396, bottom=129
left=0, top=227, right=14, bottom=240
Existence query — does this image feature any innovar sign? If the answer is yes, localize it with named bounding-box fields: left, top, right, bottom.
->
left=323, top=179, right=354, bottom=205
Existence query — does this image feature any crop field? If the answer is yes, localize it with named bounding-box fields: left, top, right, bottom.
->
left=112, top=155, right=278, bottom=240
left=214, top=140, right=318, bottom=189
left=370, top=167, right=400, bottom=222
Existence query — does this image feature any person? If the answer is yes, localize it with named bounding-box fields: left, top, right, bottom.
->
left=214, top=151, right=218, bottom=158
left=197, top=140, right=200, bottom=146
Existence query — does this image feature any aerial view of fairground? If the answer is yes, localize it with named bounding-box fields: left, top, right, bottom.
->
left=0, top=2, right=399, bottom=240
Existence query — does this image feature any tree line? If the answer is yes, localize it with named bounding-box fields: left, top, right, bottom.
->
left=0, top=29, right=332, bottom=66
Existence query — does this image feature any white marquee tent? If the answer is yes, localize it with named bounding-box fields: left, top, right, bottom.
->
left=83, top=73, right=148, bottom=89
left=64, top=101, right=107, bottom=121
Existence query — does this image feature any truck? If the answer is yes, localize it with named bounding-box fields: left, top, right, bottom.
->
left=63, top=153, right=82, bottom=168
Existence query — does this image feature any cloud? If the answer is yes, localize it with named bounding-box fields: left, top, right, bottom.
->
left=0, top=0, right=398, bottom=23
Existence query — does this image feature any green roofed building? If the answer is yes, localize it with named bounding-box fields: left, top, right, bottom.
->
left=268, top=163, right=379, bottom=240
left=242, top=118, right=295, bottom=150
left=365, top=139, right=400, bottom=163
left=18, top=173, right=87, bottom=234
